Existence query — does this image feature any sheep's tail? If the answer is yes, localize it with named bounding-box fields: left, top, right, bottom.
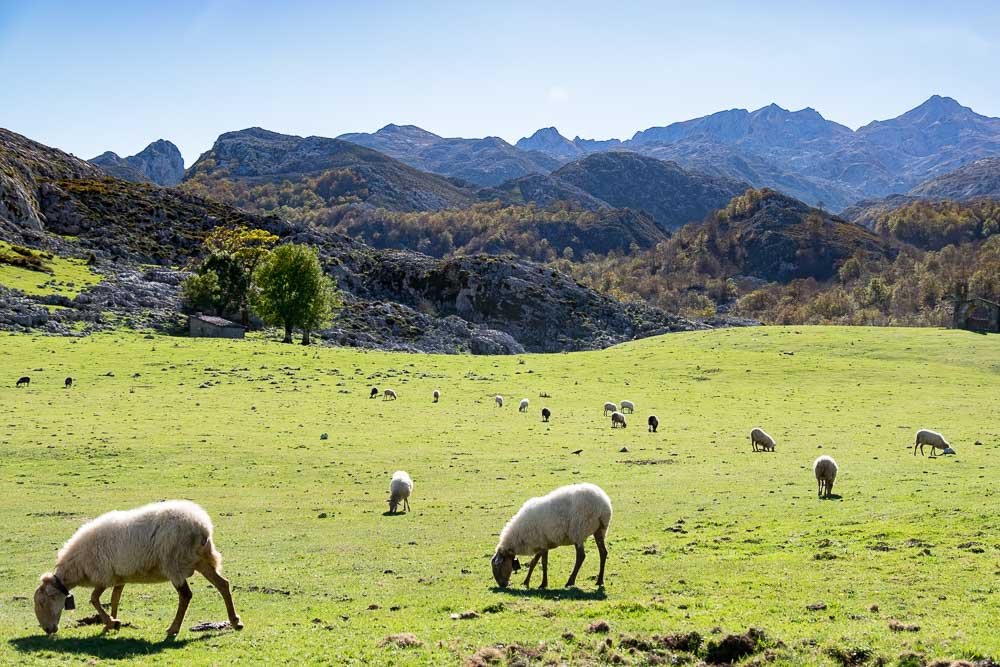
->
left=203, top=536, right=223, bottom=572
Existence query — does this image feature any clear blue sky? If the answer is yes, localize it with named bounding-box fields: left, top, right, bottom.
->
left=2, top=0, right=998, bottom=166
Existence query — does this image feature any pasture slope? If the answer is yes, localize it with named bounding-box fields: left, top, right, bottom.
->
left=0, top=326, right=997, bottom=666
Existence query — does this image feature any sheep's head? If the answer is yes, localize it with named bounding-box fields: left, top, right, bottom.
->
left=387, top=497, right=399, bottom=513
left=34, top=573, right=73, bottom=635
left=490, top=550, right=520, bottom=588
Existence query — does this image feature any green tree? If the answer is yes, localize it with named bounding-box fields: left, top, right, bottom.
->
left=200, top=226, right=279, bottom=326
left=253, top=243, right=341, bottom=344
left=180, top=270, right=221, bottom=314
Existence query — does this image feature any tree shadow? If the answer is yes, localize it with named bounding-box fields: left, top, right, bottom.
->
left=9, top=631, right=216, bottom=658
left=492, top=586, right=608, bottom=601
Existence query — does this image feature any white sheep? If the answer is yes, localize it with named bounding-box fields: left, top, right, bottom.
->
left=495, top=395, right=504, bottom=408
left=491, top=483, right=612, bottom=589
left=813, top=455, right=838, bottom=498
left=750, top=427, right=776, bottom=452
left=611, top=411, right=627, bottom=429
left=603, top=402, right=617, bottom=416
left=913, top=429, right=953, bottom=457
left=387, top=470, right=413, bottom=513
left=383, top=388, right=397, bottom=401
left=519, top=398, right=529, bottom=413
left=433, top=389, right=440, bottom=403
left=33, top=500, right=242, bottom=636
left=620, top=400, right=635, bottom=414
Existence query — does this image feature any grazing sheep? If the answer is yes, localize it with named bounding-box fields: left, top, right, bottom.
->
left=369, top=387, right=379, bottom=399
left=813, top=455, right=838, bottom=498
left=750, top=427, right=776, bottom=452
left=495, top=395, right=504, bottom=408
left=519, top=398, right=529, bottom=413
left=383, top=389, right=397, bottom=401
left=541, top=407, right=551, bottom=422
left=603, top=402, right=617, bottom=416
left=387, top=471, right=413, bottom=513
left=647, top=415, right=658, bottom=433
left=491, top=483, right=612, bottom=589
left=620, top=400, right=635, bottom=414
left=611, top=412, right=627, bottom=429
left=33, top=500, right=242, bottom=636
left=16, top=376, right=30, bottom=388
left=433, top=389, right=440, bottom=403
left=64, top=377, right=73, bottom=389
left=913, top=429, right=953, bottom=458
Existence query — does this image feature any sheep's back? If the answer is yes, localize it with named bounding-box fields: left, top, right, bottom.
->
left=499, top=484, right=611, bottom=555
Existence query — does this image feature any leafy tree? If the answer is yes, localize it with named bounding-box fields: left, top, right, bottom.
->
left=253, top=243, right=341, bottom=344
left=199, top=226, right=279, bottom=325
left=180, top=270, right=221, bottom=314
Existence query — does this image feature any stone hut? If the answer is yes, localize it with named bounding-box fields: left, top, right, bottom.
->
left=953, top=287, right=1000, bottom=333
left=188, top=313, right=245, bottom=339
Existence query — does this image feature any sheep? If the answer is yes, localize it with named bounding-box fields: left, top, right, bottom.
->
left=519, top=398, right=529, bottom=413
left=913, top=429, right=953, bottom=458
left=603, top=402, right=617, bottom=416
left=433, top=389, right=440, bottom=403
left=64, top=377, right=73, bottom=389
left=750, top=427, right=776, bottom=452
left=383, top=388, right=397, bottom=401
left=369, top=386, right=379, bottom=399
left=33, top=500, right=242, bottom=636
left=541, top=407, right=551, bottom=422
left=387, top=471, right=413, bottom=514
left=16, top=376, right=30, bottom=388
left=491, top=483, right=611, bottom=589
left=495, top=395, right=504, bottom=408
left=620, top=400, right=635, bottom=414
left=813, top=455, right=838, bottom=498
left=647, top=415, right=658, bottom=433
left=611, top=412, right=627, bottom=429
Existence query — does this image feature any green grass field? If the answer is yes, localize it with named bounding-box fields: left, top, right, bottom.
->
left=0, top=327, right=997, bottom=665
left=0, top=241, right=101, bottom=298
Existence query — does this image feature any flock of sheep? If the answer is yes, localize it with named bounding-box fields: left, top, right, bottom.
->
left=27, top=380, right=957, bottom=638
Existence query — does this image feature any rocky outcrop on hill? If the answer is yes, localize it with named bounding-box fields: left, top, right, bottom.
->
left=90, top=139, right=185, bottom=186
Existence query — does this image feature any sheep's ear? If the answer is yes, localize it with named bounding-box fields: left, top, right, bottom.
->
left=40, top=572, right=56, bottom=585
left=512, top=558, right=521, bottom=572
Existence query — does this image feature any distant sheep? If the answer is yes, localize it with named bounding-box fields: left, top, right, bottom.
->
left=383, top=389, right=397, bottom=401
left=64, top=377, right=73, bottom=389
left=541, top=407, right=551, bottom=422
left=813, top=455, right=838, bottom=498
left=370, top=387, right=379, bottom=399
left=519, top=398, right=529, bottom=413
left=33, top=500, right=242, bottom=636
left=491, top=483, right=611, bottom=589
left=495, top=395, right=504, bottom=408
left=387, top=471, right=413, bottom=514
left=750, top=427, right=776, bottom=452
left=603, top=402, right=617, bottom=416
left=913, top=429, right=953, bottom=457
left=647, top=415, right=658, bottom=433
left=611, top=412, right=627, bottom=429
left=620, top=400, right=635, bottom=414
left=433, top=389, right=440, bottom=403
left=16, top=376, right=29, bottom=388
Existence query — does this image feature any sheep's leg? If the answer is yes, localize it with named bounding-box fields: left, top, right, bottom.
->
left=523, top=553, right=542, bottom=587
left=165, top=581, right=192, bottom=636
left=110, top=584, right=124, bottom=619
left=404, top=497, right=410, bottom=512
left=539, top=551, right=548, bottom=589
left=196, top=563, right=243, bottom=630
left=595, top=530, right=608, bottom=587
left=90, top=586, right=120, bottom=631
left=565, top=544, right=586, bottom=587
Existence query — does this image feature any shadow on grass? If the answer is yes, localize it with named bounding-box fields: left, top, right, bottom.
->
left=820, top=494, right=843, bottom=501
left=9, top=632, right=214, bottom=658
left=492, top=586, right=607, bottom=601
left=381, top=511, right=408, bottom=517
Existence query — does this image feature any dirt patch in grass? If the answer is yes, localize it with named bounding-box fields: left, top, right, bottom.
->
left=190, top=620, right=235, bottom=632
left=888, top=619, right=920, bottom=632
left=825, top=645, right=877, bottom=666
left=74, top=614, right=134, bottom=628
left=586, top=620, right=610, bottom=633
left=379, top=633, right=422, bottom=648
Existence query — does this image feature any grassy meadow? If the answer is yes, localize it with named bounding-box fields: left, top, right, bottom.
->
left=0, top=326, right=997, bottom=665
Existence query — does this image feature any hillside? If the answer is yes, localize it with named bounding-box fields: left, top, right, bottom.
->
left=183, top=127, right=477, bottom=212
left=89, top=139, right=185, bottom=186
left=338, top=124, right=560, bottom=186
left=552, top=152, right=748, bottom=231
left=477, top=173, right=609, bottom=210
left=907, top=157, right=1000, bottom=200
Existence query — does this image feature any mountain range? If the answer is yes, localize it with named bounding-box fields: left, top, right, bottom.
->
left=89, top=139, right=185, bottom=186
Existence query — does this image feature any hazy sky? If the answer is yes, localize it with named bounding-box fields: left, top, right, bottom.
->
left=2, top=0, right=998, bottom=166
